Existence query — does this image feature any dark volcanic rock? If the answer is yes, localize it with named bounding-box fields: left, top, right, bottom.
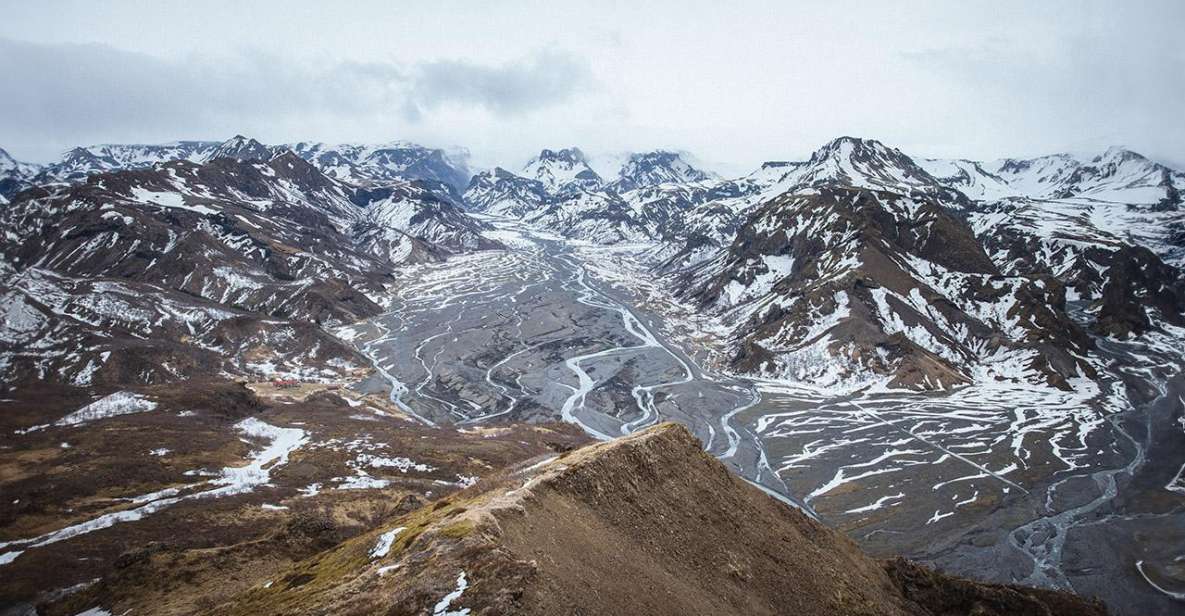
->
left=1094, top=244, right=1185, bottom=337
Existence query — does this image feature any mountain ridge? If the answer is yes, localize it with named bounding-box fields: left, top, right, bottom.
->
left=219, top=422, right=1107, bottom=616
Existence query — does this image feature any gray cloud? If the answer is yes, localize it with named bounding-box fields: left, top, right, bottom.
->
left=0, top=38, right=593, bottom=160
left=2, top=2, right=1182, bottom=170
left=406, top=50, right=593, bottom=118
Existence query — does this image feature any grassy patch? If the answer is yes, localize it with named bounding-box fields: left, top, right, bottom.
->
left=439, top=520, right=475, bottom=539
left=224, top=494, right=482, bottom=613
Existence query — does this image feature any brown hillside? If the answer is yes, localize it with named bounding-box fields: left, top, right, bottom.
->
left=222, top=422, right=1106, bottom=616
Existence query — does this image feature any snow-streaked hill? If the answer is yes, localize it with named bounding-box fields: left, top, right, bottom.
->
left=0, top=150, right=502, bottom=389
left=675, top=186, right=1093, bottom=392
left=524, top=189, right=651, bottom=244
left=463, top=167, right=551, bottom=217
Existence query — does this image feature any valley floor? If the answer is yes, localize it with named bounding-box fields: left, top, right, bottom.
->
left=337, top=215, right=1185, bottom=615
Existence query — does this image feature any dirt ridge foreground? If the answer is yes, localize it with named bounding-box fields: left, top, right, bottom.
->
left=222, top=422, right=1107, bottom=615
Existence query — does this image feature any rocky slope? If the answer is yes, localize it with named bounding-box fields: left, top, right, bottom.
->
left=932, top=148, right=1185, bottom=338
left=0, top=150, right=500, bottom=390
left=0, top=378, right=591, bottom=616
left=219, top=423, right=1106, bottom=616
left=676, top=186, right=1093, bottom=391
left=970, top=201, right=1185, bottom=338
left=463, top=167, right=552, bottom=217
left=641, top=137, right=1185, bottom=391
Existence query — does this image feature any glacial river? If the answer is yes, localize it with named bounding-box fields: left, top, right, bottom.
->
left=341, top=216, right=1185, bottom=615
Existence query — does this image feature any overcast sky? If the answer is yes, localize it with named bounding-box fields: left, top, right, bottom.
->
left=2, top=0, right=1183, bottom=172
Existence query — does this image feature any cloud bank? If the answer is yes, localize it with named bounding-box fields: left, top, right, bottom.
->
left=1, top=1, right=1182, bottom=171
left=0, top=37, right=594, bottom=160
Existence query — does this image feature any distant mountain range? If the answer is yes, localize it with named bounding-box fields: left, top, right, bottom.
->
left=0, top=137, right=496, bottom=389
left=0, top=136, right=473, bottom=203
left=3, top=134, right=1183, bottom=394
left=461, top=136, right=1184, bottom=391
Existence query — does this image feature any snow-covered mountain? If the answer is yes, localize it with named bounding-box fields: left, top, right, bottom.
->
left=207, top=137, right=473, bottom=194
left=0, top=148, right=41, bottom=202
left=466, top=148, right=752, bottom=246
left=358, top=182, right=503, bottom=256
left=0, top=150, right=502, bottom=389
left=205, top=135, right=278, bottom=162
left=620, top=138, right=972, bottom=250
left=289, top=141, right=471, bottom=192
left=521, top=147, right=603, bottom=195
left=505, top=136, right=1178, bottom=394
left=921, top=149, right=1185, bottom=271
left=609, top=150, right=717, bottom=192
left=675, top=186, right=1093, bottom=391
left=0, top=141, right=221, bottom=199
left=763, top=137, right=970, bottom=205
left=969, top=197, right=1185, bottom=339
left=0, top=137, right=473, bottom=201
left=466, top=149, right=644, bottom=242
left=524, top=189, right=651, bottom=243
left=463, top=167, right=552, bottom=217
left=0, top=147, right=38, bottom=176
left=922, top=147, right=1185, bottom=207
left=51, top=142, right=220, bottom=180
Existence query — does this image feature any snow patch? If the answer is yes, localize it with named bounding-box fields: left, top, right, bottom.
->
left=370, top=526, right=406, bottom=559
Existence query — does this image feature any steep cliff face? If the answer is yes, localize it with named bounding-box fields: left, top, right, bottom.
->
left=223, top=423, right=1106, bottom=616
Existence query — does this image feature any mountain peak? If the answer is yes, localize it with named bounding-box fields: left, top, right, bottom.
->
left=782, top=136, right=964, bottom=203
left=522, top=147, right=601, bottom=195
left=266, top=148, right=331, bottom=186
left=1095, top=145, right=1149, bottom=166
left=207, top=135, right=275, bottom=162
left=0, top=147, right=40, bottom=181
left=535, top=147, right=588, bottom=164
left=613, top=150, right=716, bottom=191
left=811, top=136, right=896, bottom=159
left=62, top=146, right=100, bottom=160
